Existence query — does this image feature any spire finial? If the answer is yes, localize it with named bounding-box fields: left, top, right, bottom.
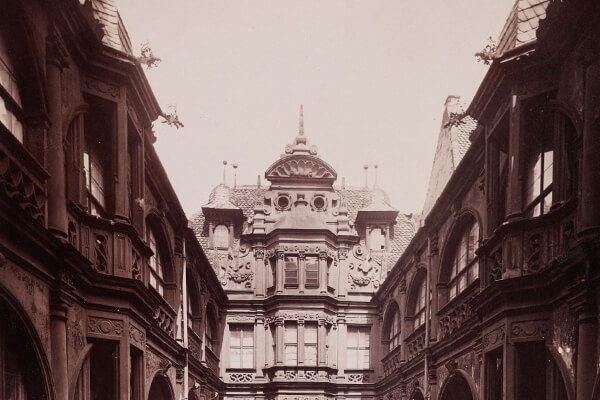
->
left=373, top=163, right=379, bottom=188
left=222, top=160, right=228, bottom=185
left=232, top=163, right=238, bottom=188
left=299, top=104, right=304, bottom=136
left=363, top=164, right=369, bottom=188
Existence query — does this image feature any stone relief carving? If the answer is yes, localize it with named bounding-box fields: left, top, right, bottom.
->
left=483, top=326, right=505, bottom=349
left=510, top=320, right=550, bottom=339
left=88, top=317, right=124, bottom=336
left=129, top=324, right=146, bottom=347
left=84, top=77, right=120, bottom=98
left=439, top=301, right=472, bottom=339
left=93, top=233, right=108, bottom=272
left=268, top=158, right=333, bottom=179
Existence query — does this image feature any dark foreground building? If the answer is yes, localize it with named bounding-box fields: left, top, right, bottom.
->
left=2, top=1, right=600, bottom=400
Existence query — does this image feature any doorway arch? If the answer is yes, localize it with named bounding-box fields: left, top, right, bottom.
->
left=148, top=374, right=175, bottom=400
left=439, top=372, right=475, bottom=400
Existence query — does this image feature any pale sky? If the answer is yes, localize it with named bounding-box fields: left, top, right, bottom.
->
left=117, top=0, right=513, bottom=217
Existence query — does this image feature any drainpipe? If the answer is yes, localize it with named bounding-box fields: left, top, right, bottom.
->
left=182, top=241, right=189, bottom=400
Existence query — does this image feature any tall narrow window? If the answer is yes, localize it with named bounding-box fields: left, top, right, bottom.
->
left=305, top=257, right=319, bottom=288
left=230, top=325, right=254, bottom=368
left=284, top=256, right=299, bottom=288
left=84, top=96, right=114, bottom=217
left=284, top=322, right=298, bottom=365
left=304, top=322, right=318, bottom=365
left=147, top=228, right=165, bottom=296
left=413, top=278, right=426, bottom=330
left=449, top=221, right=479, bottom=301
left=206, top=306, right=218, bottom=353
left=386, top=305, right=401, bottom=352
left=524, top=145, right=553, bottom=217
left=0, top=32, right=23, bottom=142
left=347, top=326, right=370, bottom=369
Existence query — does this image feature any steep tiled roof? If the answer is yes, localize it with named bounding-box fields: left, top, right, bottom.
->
left=190, top=184, right=416, bottom=263
left=422, top=97, right=478, bottom=217
left=90, top=0, right=133, bottom=54
left=496, top=0, right=550, bottom=55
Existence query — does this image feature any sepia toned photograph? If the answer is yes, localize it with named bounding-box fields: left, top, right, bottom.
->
left=0, top=0, right=597, bottom=399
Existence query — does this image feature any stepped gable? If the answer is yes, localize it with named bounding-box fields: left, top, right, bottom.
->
left=496, top=0, right=550, bottom=56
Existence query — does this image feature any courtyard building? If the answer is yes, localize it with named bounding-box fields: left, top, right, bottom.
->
left=0, top=0, right=600, bottom=400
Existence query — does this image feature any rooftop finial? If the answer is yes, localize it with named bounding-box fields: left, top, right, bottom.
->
left=222, top=160, right=228, bottom=185
left=373, top=163, right=379, bottom=188
left=363, top=164, right=369, bottom=188
left=232, top=163, right=238, bottom=188
left=299, top=104, right=304, bottom=136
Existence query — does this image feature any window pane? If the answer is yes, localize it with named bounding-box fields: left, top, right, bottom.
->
left=347, top=350, right=357, bottom=368
left=230, top=328, right=241, bottom=347
left=230, top=348, right=241, bottom=368
left=241, top=348, right=253, bottom=368
left=304, top=323, right=317, bottom=343
left=285, top=345, right=297, bottom=365
left=214, top=225, right=229, bottom=248
left=242, top=329, right=253, bottom=347
left=543, top=150, right=553, bottom=188
left=284, top=257, right=299, bottom=287
left=360, top=349, right=370, bottom=369
left=305, top=258, right=319, bottom=288
left=304, top=345, right=317, bottom=365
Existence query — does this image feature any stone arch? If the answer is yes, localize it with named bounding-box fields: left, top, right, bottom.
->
left=0, top=284, right=53, bottom=400
left=438, top=370, right=476, bottom=400
left=406, top=266, right=427, bottom=333
left=147, top=373, right=175, bottom=400
left=437, top=211, right=481, bottom=304
left=145, top=212, right=176, bottom=302
left=382, top=299, right=401, bottom=351
left=409, top=388, right=425, bottom=400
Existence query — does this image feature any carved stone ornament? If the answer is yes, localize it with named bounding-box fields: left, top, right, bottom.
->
left=483, top=326, right=505, bottom=349
left=510, top=320, right=550, bottom=339
left=265, top=155, right=336, bottom=180
left=88, top=317, right=124, bottom=336
left=84, top=77, right=120, bottom=98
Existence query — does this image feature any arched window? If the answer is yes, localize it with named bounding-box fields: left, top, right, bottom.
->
left=213, top=224, right=229, bottom=249
left=447, top=219, right=479, bottom=301
left=0, top=31, right=23, bottom=142
left=384, top=303, right=401, bottom=352
left=147, top=228, right=165, bottom=296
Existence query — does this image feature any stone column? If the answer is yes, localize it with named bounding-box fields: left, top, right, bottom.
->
left=275, top=318, right=284, bottom=365
left=506, top=92, right=524, bottom=221
left=255, top=248, right=265, bottom=297
left=319, top=251, right=328, bottom=293
left=337, top=315, right=347, bottom=377
left=46, top=34, right=68, bottom=237
left=317, top=319, right=327, bottom=366
left=276, top=251, right=284, bottom=293
left=576, top=304, right=597, bottom=400
left=578, top=62, right=600, bottom=237
left=399, top=279, right=407, bottom=361
left=255, top=315, right=265, bottom=377
left=50, top=296, right=70, bottom=400
left=113, top=97, right=128, bottom=222
left=298, top=319, right=305, bottom=365
left=485, top=134, right=501, bottom=234
left=299, top=252, right=306, bottom=293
